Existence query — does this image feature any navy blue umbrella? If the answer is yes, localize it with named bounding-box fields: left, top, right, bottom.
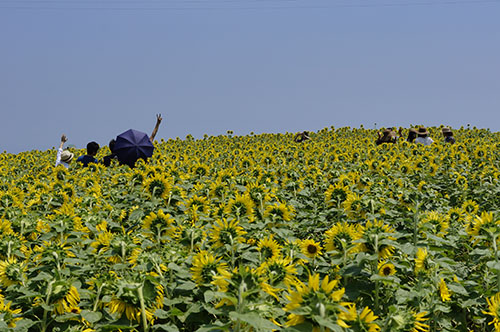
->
left=114, top=129, right=154, bottom=167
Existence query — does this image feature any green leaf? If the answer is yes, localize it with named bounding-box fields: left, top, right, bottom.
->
left=486, top=261, right=500, bottom=272
left=229, top=312, right=279, bottom=331
left=152, top=323, right=181, bottom=332
left=312, top=315, right=344, bottom=332
left=176, top=281, right=197, bottom=291
left=81, top=310, right=102, bottom=323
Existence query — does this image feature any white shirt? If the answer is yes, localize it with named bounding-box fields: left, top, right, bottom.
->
left=415, top=136, right=434, bottom=146
left=55, top=147, right=70, bottom=168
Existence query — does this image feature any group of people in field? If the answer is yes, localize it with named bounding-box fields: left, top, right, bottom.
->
left=55, top=114, right=163, bottom=168
left=375, top=126, right=455, bottom=146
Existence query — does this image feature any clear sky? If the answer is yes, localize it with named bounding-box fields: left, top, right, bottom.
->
left=1, top=0, right=499, bottom=153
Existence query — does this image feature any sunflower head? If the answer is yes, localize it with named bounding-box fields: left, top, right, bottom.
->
left=324, top=222, right=363, bottom=254
left=143, top=174, right=172, bottom=199
left=378, top=261, right=396, bottom=277
left=190, top=251, right=229, bottom=286
left=50, top=281, right=80, bottom=315
left=300, top=239, right=323, bottom=259
left=209, top=218, right=247, bottom=249
left=256, top=235, right=282, bottom=261
left=0, top=257, right=24, bottom=287
left=483, top=292, right=500, bottom=331
left=338, top=303, right=380, bottom=332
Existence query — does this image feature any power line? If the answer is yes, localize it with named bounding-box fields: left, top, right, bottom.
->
left=0, top=0, right=499, bottom=10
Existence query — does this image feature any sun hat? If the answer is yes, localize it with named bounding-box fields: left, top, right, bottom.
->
left=441, top=127, right=452, bottom=133
left=417, top=127, right=429, bottom=135
left=409, top=128, right=418, bottom=133
left=60, top=150, right=74, bottom=163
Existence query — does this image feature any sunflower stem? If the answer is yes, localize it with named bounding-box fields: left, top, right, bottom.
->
left=92, top=282, right=105, bottom=312
left=413, top=202, right=420, bottom=247
left=374, top=234, right=380, bottom=314
left=137, top=285, right=149, bottom=332
left=7, top=240, right=12, bottom=259
left=40, top=280, right=55, bottom=332
left=121, top=241, right=126, bottom=263
left=166, top=192, right=172, bottom=208
left=493, top=234, right=500, bottom=292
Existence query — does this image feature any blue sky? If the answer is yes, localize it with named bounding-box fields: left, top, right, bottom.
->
left=1, top=0, right=499, bottom=153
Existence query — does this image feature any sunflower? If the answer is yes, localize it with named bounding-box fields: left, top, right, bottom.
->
left=180, top=195, right=210, bottom=215
left=190, top=250, right=230, bottom=286
left=209, top=178, right=228, bottom=199
left=0, top=297, right=22, bottom=328
left=462, top=200, right=479, bottom=215
left=0, top=218, right=14, bottom=237
left=283, top=274, right=345, bottom=328
left=256, top=235, right=282, bottom=261
left=447, top=207, right=465, bottom=224
left=483, top=292, right=500, bottom=331
left=337, top=303, right=380, bottom=332
left=0, top=257, right=24, bottom=287
left=208, top=218, right=247, bottom=249
left=360, top=219, right=396, bottom=259
left=143, top=174, right=171, bottom=199
left=415, top=248, right=430, bottom=275
left=324, top=222, right=363, bottom=254
left=90, top=230, right=114, bottom=257
left=438, top=278, right=451, bottom=302
left=263, top=201, right=295, bottom=222
left=300, top=239, right=323, bottom=259
left=51, top=282, right=80, bottom=315
left=324, top=182, right=350, bottom=207
left=142, top=209, right=178, bottom=240
left=256, top=256, right=299, bottom=288
left=455, top=174, right=468, bottom=190
left=108, top=287, right=151, bottom=323
left=106, top=233, right=142, bottom=264
left=467, top=211, right=500, bottom=239
left=245, top=182, right=273, bottom=206
left=224, top=193, right=255, bottom=221
left=191, top=163, right=210, bottom=177
left=419, top=211, right=449, bottom=238
left=342, top=192, right=365, bottom=218
left=410, top=311, right=430, bottom=332
left=378, top=261, right=396, bottom=277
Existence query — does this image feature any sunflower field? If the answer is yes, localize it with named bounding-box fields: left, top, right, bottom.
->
left=1, top=126, right=500, bottom=332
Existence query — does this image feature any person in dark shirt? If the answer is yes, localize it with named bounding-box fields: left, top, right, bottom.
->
left=442, top=127, right=456, bottom=144
left=294, top=131, right=311, bottom=143
left=406, top=128, right=418, bottom=143
left=101, top=139, right=117, bottom=167
left=76, top=141, right=100, bottom=167
left=102, top=114, right=163, bottom=167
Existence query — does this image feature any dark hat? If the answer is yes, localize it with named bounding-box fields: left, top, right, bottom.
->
left=441, top=127, right=452, bottom=134
left=417, top=127, right=429, bottom=135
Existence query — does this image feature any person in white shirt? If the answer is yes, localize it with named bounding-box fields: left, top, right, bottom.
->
left=414, top=127, right=434, bottom=146
left=55, top=134, right=74, bottom=168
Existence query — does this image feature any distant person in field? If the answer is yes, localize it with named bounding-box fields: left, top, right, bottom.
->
left=76, top=141, right=100, bottom=167
left=294, top=131, right=311, bottom=143
left=441, top=127, right=456, bottom=144
left=406, top=128, right=418, bottom=143
left=414, top=127, right=434, bottom=145
left=101, top=139, right=117, bottom=167
left=376, top=127, right=401, bottom=145
left=102, top=114, right=163, bottom=167
left=55, top=134, right=74, bottom=168
left=150, top=113, right=163, bottom=142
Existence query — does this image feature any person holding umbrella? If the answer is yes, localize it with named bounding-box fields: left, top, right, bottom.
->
left=106, top=114, right=163, bottom=168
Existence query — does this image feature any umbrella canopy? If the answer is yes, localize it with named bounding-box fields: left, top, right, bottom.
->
left=114, top=129, right=154, bottom=167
